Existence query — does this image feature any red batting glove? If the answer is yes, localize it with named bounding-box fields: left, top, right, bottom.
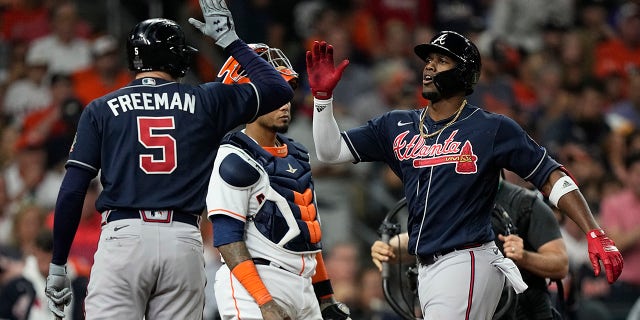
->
left=305, top=41, right=349, bottom=99
left=587, top=229, right=624, bottom=284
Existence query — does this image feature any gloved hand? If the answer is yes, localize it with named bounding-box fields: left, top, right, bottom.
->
left=305, top=41, right=349, bottom=100
left=188, top=0, right=239, bottom=49
left=45, top=263, right=72, bottom=318
left=587, top=229, right=623, bottom=284
left=320, top=297, right=351, bottom=320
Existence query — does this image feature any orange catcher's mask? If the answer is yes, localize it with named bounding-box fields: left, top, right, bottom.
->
left=217, top=43, right=298, bottom=89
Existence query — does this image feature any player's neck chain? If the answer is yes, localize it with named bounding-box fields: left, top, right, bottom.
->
left=419, top=99, right=467, bottom=139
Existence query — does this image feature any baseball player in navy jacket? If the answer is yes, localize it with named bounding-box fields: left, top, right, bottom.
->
left=306, top=31, right=623, bottom=320
left=44, top=1, right=293, bottom=319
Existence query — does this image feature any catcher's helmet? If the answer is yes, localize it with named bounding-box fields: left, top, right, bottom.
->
left=217, top=43, right=298, bottom=89
left=414, top=31, right=481, bottom=96
left=127, top=18, right=198, bottom=78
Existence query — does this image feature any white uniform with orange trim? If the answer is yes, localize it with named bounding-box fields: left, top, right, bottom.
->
left=206, top=130, right=323, bottom=319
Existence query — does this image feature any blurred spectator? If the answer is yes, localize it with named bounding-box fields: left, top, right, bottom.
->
left=2, top=144, right=46, bottom=213
left=2, top=46, right=51, bottom=126
left=0, top=244, right=35, bottom=320
left=0, top=120, right=19, bottom=170
left=349, top=59, right=414, bottom=125
left=599, top=152, right=640, bottom=317
left=16, top=74, right=80, bottom=167
left=323, top=241, right=361, bottom=309
left=483, top=0, right=574, bottom=54
left=345, top=0, right=380, bottom=63
left=539, top=20, right=572, bottom=66
left=226, top=0, right=300, bottom=50
left=27, top=1, right=92, bottom=76
left=608, top=70, right=640, bottom=133
left=0, top=175, right=11, bottom=245
left=364, top=0, right=432, bottom=37
left=10, top=204, right=45, bottom=257
left=0, top=0, right=51, bottom=45
left=560, top=30, right=595, bottom=92
left=542, top=79, right=611, bottom=164
left=71, top=34, right=133, bottom=106
left=593, top=1, right=640, bottom=98
left=432, top=0, right=489, bottom=35
left=22, top=228, right=75, bottom=320
left=375, top=19, right=414, bottom=64
left=0, top=40, right=30, bottom=98
left=468, top=37, right=519, bottom=119
left=574, top=0, right=616, bottom=84
left=512, top=53, right=568, bottom=132
left=606, top=68, right=640, bottom=181
left=349, top=266, right=399, bottom=320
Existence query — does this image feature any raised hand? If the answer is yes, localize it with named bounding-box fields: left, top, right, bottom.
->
left=305, top=41, right=349, bottom=99
left=587, top=229, right=624, bottom=284
left=188, top=0, right=239, bottom=48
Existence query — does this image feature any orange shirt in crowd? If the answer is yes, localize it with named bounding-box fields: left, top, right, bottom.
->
left=72, top=68, right=133, bottom=106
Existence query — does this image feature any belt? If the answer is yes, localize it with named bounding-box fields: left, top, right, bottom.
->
left=252, top=258, right=287, bottom=271
left=104, top=209, right=201, bottom=228
left=417, top=243, right=483, bottom=266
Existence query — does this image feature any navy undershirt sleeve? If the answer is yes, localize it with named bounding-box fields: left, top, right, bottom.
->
left=51, top=166, right=96, bottom=265
left=224, top=40, right=294, bottom=119
left=211, top=215, right=245, bottom=247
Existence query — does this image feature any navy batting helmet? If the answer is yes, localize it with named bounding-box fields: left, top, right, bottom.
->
left=127, top=18, right=198, bottom=78
left=414, top=31, right=481, bottom=96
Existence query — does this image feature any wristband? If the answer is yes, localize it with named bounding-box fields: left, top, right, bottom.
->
left=231, top=260, right=272, bottom=306
left=314, top=97, right=333, bottom=112
left=313, top=279, right=334, bottom=299
left=549, top=176, right=578, bottom=207
left=312, top=252, right=333, bottom=299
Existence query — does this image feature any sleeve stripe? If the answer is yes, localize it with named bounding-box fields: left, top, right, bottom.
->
left=247, top=82, right=260, bottom=122
left=66, top=160, right=98, bottom=172
left=340, top=132, right=361, bottom=163
left=208, top=208, right=247, bottom=221
left=523, top=149, right=547, bottom=181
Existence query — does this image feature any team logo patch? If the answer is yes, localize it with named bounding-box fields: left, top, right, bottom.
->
left=142, top=78, right=156, bottom=86
left=432, top=34, right=448, bottom=45
left=393, top=130, right=478, bottom=174
left=69, top=134, right=77, bottom=153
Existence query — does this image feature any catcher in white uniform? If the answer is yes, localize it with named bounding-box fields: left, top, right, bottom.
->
left=206, top=44, right=350, bottom=320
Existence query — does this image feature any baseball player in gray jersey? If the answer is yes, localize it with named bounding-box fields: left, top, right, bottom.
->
left=207, top=45, right=350, bottom=320
left=306, top=30, right=623, bottom=320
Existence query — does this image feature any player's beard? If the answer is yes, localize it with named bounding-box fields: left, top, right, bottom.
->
left=422, top=90, right=442, bottom=103
left=273, top=124, right=289, bottom=133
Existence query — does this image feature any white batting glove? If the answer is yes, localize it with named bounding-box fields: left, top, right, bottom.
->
left=45, top=263, right=72, bottom=318
left=188, top=0, right=239, bottom=49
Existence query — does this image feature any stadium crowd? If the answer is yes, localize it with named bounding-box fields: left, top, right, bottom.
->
left=0, top=0, right=639, bottom=319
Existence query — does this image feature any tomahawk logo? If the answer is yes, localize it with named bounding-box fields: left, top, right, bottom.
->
left=432, top=34, right=448, bottom=45
left=412, top=141, right=478, bottom=174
